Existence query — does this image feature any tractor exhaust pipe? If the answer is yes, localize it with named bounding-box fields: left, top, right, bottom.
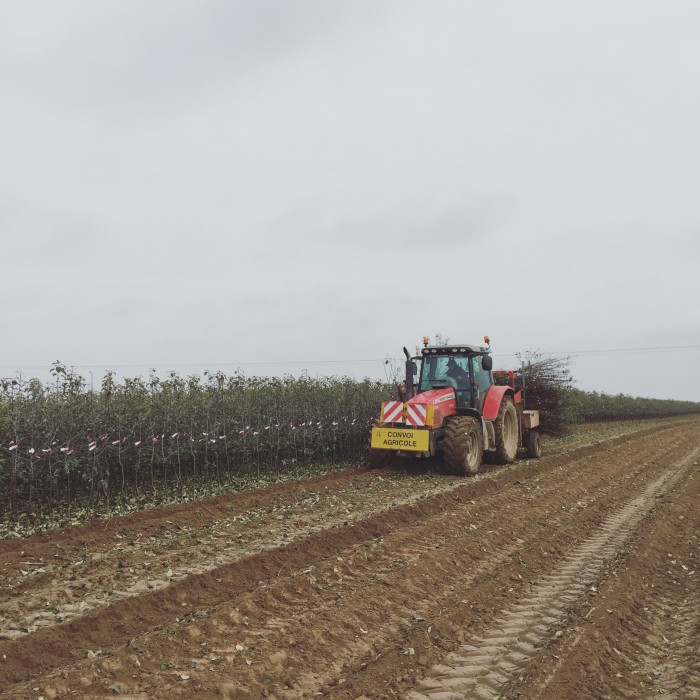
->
left=403, top=347, right=415, bottom=399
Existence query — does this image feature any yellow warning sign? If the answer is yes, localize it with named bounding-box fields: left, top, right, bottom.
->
left=371, top=427, right=429, bottom=452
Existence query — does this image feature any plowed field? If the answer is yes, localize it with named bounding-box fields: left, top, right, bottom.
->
left=1, top=420, right=698, bottom=699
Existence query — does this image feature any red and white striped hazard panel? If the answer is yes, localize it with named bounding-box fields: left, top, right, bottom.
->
left=405, top=403, right=428, bottom=426
left=381, top=401, right=404, bottom=423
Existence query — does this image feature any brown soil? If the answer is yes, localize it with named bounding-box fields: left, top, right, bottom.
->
left=0, top=419, right=697, bottom=699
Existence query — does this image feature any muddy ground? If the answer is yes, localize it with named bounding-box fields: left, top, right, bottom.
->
left=0, top=419, right=698, bottom=699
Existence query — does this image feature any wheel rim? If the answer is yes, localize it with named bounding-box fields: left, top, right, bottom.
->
left=465, top=431, right=479, bottom=467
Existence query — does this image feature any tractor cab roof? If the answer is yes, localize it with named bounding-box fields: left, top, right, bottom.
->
left=420, top=344, right=490, bottom=357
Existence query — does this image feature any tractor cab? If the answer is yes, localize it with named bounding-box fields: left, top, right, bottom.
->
left=416, top=344, right=493, bottom=411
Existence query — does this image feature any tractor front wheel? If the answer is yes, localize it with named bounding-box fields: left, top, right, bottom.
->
left=367, top=447, right=395, bottom=468
left=442, top=416, right=483, bottom=476
left=494, top=397, right=518, bottom=464
left=367, top=423, right=395, bottom=468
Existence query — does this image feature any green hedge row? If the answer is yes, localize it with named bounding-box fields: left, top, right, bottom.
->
left=568, top=387, right=700, bottom=422
left=0, top=366, right=392, bottom=522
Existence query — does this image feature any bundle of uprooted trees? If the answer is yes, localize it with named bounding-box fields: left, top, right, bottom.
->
left=494, top=353, right=575, bottom=436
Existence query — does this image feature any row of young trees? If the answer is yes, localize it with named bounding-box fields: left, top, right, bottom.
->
left=568, top=388, right=700, bottom=422
left=0, top=364, right=389, bottom=523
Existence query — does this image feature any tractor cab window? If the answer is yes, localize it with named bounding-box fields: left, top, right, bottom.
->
left=418, top=352, right=493, bottom=410
left=419, top=356, right=471, bottom=392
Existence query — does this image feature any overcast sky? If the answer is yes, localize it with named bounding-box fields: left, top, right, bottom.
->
left=1, top=1, right=699, bottom=400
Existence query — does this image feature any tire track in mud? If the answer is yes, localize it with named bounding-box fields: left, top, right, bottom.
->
left=631, top=591, right=700, bottom=699
left=0, top=422, right=696, bottom=698
left=407, top=445, right=700, bottom=700
left=515, top=464, right=700, bottom=700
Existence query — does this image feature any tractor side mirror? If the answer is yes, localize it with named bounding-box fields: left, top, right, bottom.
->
left=411, top=361, right=418, bottom=377
left=481, top=355, right=493, bottom=371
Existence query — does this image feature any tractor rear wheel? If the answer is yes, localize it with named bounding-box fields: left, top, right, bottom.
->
left=442, top=416, right=483, bottom=476
left=494, top=397, right=518, bottom=464
left=526, top=429, right=542, bottom=458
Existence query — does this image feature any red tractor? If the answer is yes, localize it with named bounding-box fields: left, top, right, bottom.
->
left=368, top=336, right=541, bottom=474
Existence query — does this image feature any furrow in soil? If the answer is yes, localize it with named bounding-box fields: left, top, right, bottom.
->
left=0, top=420, right=697, bottom=700
left=407, top=444, right=699, bottom=699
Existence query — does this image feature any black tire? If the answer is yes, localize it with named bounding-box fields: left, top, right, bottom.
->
left=494, top=397, right=518, bottom=464
left=442, top=416, right=483, bottom=476
left=527, top=430, right=542, bottom=458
